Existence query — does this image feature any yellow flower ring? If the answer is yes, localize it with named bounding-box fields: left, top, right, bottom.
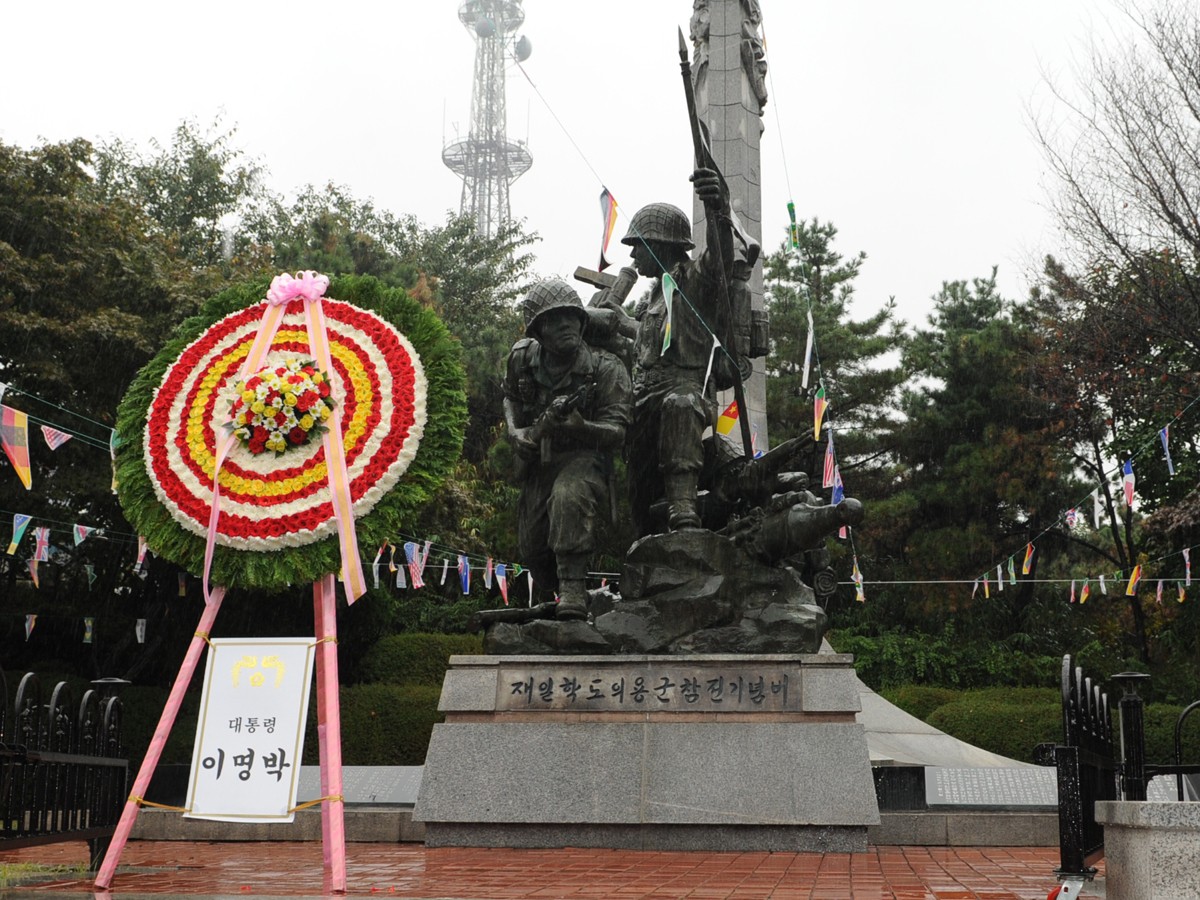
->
left=116, top=277, right=466, bottom=591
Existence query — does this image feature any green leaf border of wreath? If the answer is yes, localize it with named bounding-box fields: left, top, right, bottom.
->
left=114, top=274, right=467, bottom=592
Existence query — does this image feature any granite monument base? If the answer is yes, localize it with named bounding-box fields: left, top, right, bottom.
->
left=415, top=654, right=879, bottom=852
left=1096, top=800, right=1200, bottom=899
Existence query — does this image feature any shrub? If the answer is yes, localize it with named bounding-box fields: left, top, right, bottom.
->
left=357, top=632, right=482, bottom=685
left=880, top=685, right=961, bottom=721
left=301, top=684, right=443, bottom=765
left=926, top=688, right=1061, bottom=762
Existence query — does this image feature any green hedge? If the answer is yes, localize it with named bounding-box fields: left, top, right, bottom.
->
left=879, top=685, right=961, bottom=721
left=924, top=687, right=1062, bottom=763
left=357, top=632, right=483, bottom=686
left=301, top=684, right=443, bottom=765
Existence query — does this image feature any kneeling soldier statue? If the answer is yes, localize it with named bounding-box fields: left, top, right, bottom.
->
left=503, top=280, right=632, bottom=620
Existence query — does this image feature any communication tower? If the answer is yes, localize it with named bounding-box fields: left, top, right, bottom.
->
left=443, top=0, right=533, bottom=238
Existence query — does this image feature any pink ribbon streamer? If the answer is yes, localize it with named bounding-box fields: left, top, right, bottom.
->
left=202, top=271, right=366, bottom=604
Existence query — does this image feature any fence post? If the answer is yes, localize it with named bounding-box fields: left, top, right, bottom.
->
left=1112, top=672, right=1151, bottom=802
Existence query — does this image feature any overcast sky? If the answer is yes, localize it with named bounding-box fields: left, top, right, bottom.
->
left=3, top=1, right=1133, bottom=330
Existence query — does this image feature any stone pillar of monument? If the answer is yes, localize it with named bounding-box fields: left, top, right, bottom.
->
left=690, top=0, right=770, bottom=451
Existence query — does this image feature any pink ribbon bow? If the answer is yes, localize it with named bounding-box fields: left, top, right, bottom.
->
left=266, top=270, right=330, bottom=306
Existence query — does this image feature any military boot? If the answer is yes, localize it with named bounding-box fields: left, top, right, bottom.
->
left=555, top=554, right=589, bottom=620
left=665, top=471, right=702, bottom=531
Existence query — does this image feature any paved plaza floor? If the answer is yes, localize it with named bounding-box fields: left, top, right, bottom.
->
left=0, top=841, right=1104, bottom=899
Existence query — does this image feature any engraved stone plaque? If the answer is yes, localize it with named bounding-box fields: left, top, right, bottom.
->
left=496, top=661, right=798, bottom=712
left=925, top=767, right=1057, bottom=808
left=297, top=765, right=422, bottom=805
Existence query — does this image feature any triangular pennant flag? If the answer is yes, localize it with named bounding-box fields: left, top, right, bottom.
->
left=25, top=613, right=37, bottom=639
left=1022, top=543, right=1035, bottom=576
left=440, top=557, right=449, bottom=585
left=0, top=382, right=6, bottom=404
left=1065, top=508, right=1077, bottom=528
left=1156, top=579, right=1164, bottom=605
left=751, top=423, right=763, bottom=459
left=1079, top=579, right=1091, bottom=605
left=1185, top=548, right=1192, bottom=586
left=1161, top=426, right=1175, bottom=476
left=1, top=406, right=32, bottom=490
left=73, top=524, right=95, bottom=546
left=1178, top=583, right=1187, bottom=604
left=1069, top=579, right=1076, bottom=603
left=701, top=335, right=721, bottom=395
left=372, top=544, right=385, bottom=589
left=388, top=543, right=398, bottom=573
left=85, top=563, right=96, bottom=590
left=1126, top=565, right=1142, bottom=596
left=8, top=513, right=31, bottom=555
left=996, top=564, right=1004, bottom=592
left=395, top=564, right=407, bottom=589
left=1099, top=573, right=1108, bottom=595
left=972, top=578, right=979, bottom=599
left=484, top=557, right=494, bottom=589
left=801, top=309, right=815, bottom=389
left=28, top=560, right=39, bottom=589
left=1123, top=459, right=1136, bottom=509
left=404, top=541, right=425, bottom=590
left=822, top=431, right=836, bottom=489
left=716, top=400, right=739, bottom=437
left=983, top=574, right=990, bottom=598
left=135, top=618, right=146, bottom=644
left=134, top=535, right=149, bottom=573
left=787, top=201, right=800, bottom=251
left=660, top=272, right=676, bottom=355
left=41, top=425, right=73, bottom=450
left=458, top=554, right=471, bottom=594
left=83, top=617, right=94, bottom=644
left=1092, top=489, right=1102, bottom=529
left=851, top=555, right=865, bottom=603
left=33, top=526, right=50, bottom=562
left=1007, top=557, right=1016, bottom=585
left=527, top=569, right=535, bottom=607
left=813, top=383, right=829, bottom=441
left=496, top=563, right=509, bottom=606
left=178, top=573, right=188, bottom=597
left=109, top=429, right=120, bottom=493
left=598, top=188, right=618, bottom=271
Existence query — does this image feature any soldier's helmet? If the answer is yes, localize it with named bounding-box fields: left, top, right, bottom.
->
left=522, top=279, right=588, bottom=334
left=621, top=202, right=695, bottom=250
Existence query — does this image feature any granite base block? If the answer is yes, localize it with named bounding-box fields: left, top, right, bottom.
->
left=1097, top=800, right=1200, bottom=900
left=423, top=822, right=867, bottom=852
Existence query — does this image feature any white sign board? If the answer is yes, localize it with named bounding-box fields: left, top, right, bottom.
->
left=184, top=637, right=315, bottom=823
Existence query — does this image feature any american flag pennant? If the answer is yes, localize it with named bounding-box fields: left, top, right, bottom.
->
left=996, top=564, right=1004, bottom=592
left=1007, top=557, right=1016, bottom=585
left=1122, top=459, right=1136, bottom=509
left=660, top=273, right=676, bottom=356
left=33, top=526, right=50, bottom=562
left=1126, top=565, right=1142, bottom=596
left=496, top=563, right=509, bottom=606
left=598, top=188, right=618, bottom=271
left=8, top=513, right=31, bottom=555
left=73, top=524, right=95, bottom=546
left=1161, top=426, right=1175, bottom=476
left=1070, top=579, right=1076, bottom=603
left=25, top=613, right=36, bottom=639
left=801, top=309, right=814, bottom=389
left=813, top=383, right=829, bottom=441
left=852, top=556, right=865, bottom=603
left=83, top=617, right=94, bottom=644
left=1, top=406, right=32, bottom=490
left=484, top=557, right=494, bottom=589
left=135, top=618, right=146, bottom=644
left=1184, top=548, right=1191, bottom=586
left=1079, top=580, right=1090, bottom=604
left=28, top=560, right=38, bottom=589
left=178, top=573, right=187, bottom=597
left=1099, top=574, right=1107, bottom=595
left=1156, top=579, right=1164, bottom=605
left=1022, top=543, right=1035, bottom=575
left=41, top=425, right=72, bottom=450
left=458, top=554, right=470, bottom=594
left=822, top=431, right=836, bottom=489
left=403, top=542, right=424, bottom=589
left=1065, top=508, right=1077, bottom=528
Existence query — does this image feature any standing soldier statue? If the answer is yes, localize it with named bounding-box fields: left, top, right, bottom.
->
left=503, top=280, right=632, bottom=620
left=624, top=168, right=749, bottom=536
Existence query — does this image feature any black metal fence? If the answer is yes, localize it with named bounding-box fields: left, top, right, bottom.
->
left=1045, top=655, right=1200, bottom=884
left=0, top=672, right=128, bottom=867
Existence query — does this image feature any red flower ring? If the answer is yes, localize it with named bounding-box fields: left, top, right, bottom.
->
left=143, top=299, right=426, bottom=551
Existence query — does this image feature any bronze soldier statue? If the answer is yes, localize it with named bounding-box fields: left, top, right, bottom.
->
left=503, top=280, right=632, bottom=620
left=624, top=168, right=746, bottom=537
